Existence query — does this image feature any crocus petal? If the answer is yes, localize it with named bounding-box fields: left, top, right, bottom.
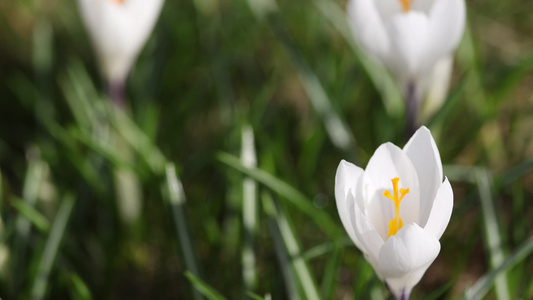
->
left=347, top=0, right=390, bottom=63
left=377, top=224, right=440, bottom=298
left=335, top=160, right=365, bottom=248
left=411, top=0, right=438, bottom=14
left=79, top=0, right=130, bottom=81
left=123, top=0, right=165, bottom=52
left=363, top=143, right=420, bottom=240
left=423, top=0, right=466, bottom=74
left=385, top=267, right=429, bottom=300
left=352, top=206, right=385, bottom=278
left=78, top=0, right=164, bottom=83
left=403, top=126, right=443, bottom=227
left=420, top=55, right=454, bottom=122
left=424, top=178, right=453, bottom=240
left=372, top=0, right=403, bottom=23
left=384, top=12, right=430, bottom=81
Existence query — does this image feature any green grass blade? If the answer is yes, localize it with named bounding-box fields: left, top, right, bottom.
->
left=262, top=192, right=321, bottom=300
left=264, top=192, right=301, bottom=300
left=455, top=23, right=488, bottom=115
left=500, top=160, right=533, bottom=187
left=246, top=291, right=268, bottom=300
left=300, top=237, right=352, bottom=261
left=62, top=65, right=166, bottom=176
left=476, top=170, right=510, bottom=300
left=490, top=53, right=533, bottom=106
left=11, top=197, right=50, bottom=234
left=184, top=271, right=227, bottom=300
left=241, top=125, right=258, bottom=292
left=423, top=282, right=453, bottom=300
left=510, top=182, right=527, bottom=246
left=455, top=24, right=506, bottom=165
left=246, top=0, right=277, bottom=19
left=108, top=104, right=167, bottom=175
left=320, top=239, right=342, bottom=300
left=60, top=60, right=103, bottom=132
left=246, top=0, right=358, bottom=158
left=45, top=123, right=106, bottom=194
left=67, top=127, right=131, bottom=170
left=163, top=163, right=203, bottom=300
left=13, top=152, right=47, bottom=293
left=268, top=17, right=358, bottom=157
left=443, top=165, right=481, bottom=184
left=110, top=130, right=143, bottom=224
left=30, top=194, right=76, bottom=300
left=59, top=71, right=93, bottom=131
left=465, top=236, right=533, bottom=300
left=217, top=152, right=339, bottom=237
left=66, top=272, right=93, bottom=300
left=21, top=152, right=46, bottom=208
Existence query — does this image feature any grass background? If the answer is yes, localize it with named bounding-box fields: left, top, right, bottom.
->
left=0, top=0, right=532, bottom=299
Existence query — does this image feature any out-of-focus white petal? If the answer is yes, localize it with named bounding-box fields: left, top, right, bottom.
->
left=335, top=160, right=365, bottom=248
left=411, top=0, right=438, bottom=14
left=423, top=0, right=466, bottom=74
left=363, top=143, right=420, bottom=240
left=124, top=0, right=165, bottom=50
left=420, top=56, right=453, bottom=122
left=373, top=0, right=402, bottom=23
left=403, top=126, right=443, bottom=227
left=347, top=0, right=390, bottom=63
left=78, top=0, right=164, bottom=83
left=377, top=223, right=440, bottom=280
left=424, top=178, right=453, bottom=240
left=385, top=265, right=432, bottom=300
left=352, top=206, right=384, bottom=278
left=347, top=0, right=464, bottom=95
left=384, top=12, right=430, bottom=81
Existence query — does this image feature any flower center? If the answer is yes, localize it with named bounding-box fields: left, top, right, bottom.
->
left=398, top=0, right=411, bottom=12
left=383, top=177, right=410, bottom=238
left=109, top=0, right=125, bottom=4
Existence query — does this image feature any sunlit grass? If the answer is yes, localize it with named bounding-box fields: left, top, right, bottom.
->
left=0, top=0, right=532, bottom=299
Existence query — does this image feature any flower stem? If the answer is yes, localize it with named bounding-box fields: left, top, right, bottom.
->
left=386, top=282, right=410, bottom=300
left=108, top=80, right=126, bottom=109
left=405, top=82, right=417, bottom=138
left=399, top=293, right=410, bottom=300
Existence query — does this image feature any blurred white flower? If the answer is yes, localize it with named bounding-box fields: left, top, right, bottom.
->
left=347, top=0, right=465, bottom=90
left=335, top=126, right=453, bottom=299
left=420, top=55, right=453, bottom=122
left=78, top=0, right=164, bottom=84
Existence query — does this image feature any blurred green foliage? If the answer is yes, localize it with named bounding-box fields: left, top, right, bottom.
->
left=0, top=0, right=532, bottom=299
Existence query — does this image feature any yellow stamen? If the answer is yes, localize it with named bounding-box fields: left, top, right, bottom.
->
left=383, top=177, right=410, bottom=237
left=109, top=0, right=125, bottom=4
left=398, top=0, right=411, bottom=12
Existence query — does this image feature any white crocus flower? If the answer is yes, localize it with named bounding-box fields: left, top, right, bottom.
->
left=347, top=0, right=465, bottom=128
left=335, top=126, right=453, bottom=299
left=78, top=0, right=164, bottom=85
left=347, top=0, right=465, bottom=89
